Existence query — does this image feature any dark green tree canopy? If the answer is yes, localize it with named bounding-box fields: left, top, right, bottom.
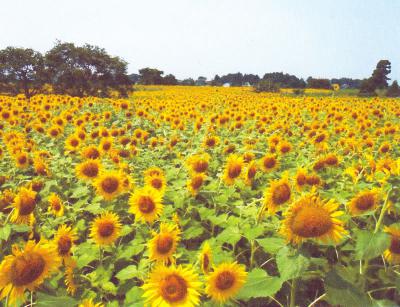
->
left=386, top=80, right=400, bottom=97
left=45, top=42, right=130, bottom=97
left=0, top=47, right=46, bottom=98
left=371, top=60, right=391, bottom=89
left=138, top=68, right=164, bottom=85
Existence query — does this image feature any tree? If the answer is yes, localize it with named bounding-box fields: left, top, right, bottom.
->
left=128, top=73, right=140, bottom=84
left=307, top=77, right=331, bottom=89
left=254, top=79, right=279, bottom=93
left=195, top=76, right=207, bottom=86
left=211, top=74, right=222, bottom=86
left=138, top=68, right=164, bottom=85
left=162, top=74, right=178, bottom=85
left=262, top=72, right=305, bottom=88
left=45, top=42, right=130, bottom=97
left=371, top=60, right=391, bottom=89
left=386, top=80, right=400, bottom=97
left=0, top=47, right=46, bottom=98
left=180, top=78, right=195, bottom=86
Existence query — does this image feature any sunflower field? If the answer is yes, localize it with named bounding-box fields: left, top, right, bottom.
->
left=0, top=86, right=399, bottom=307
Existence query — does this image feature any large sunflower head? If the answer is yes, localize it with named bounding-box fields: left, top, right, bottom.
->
left=144, top=171, right=167, bottom=194
left=90, top=211, right=121, bottom=246
left=223, top=154, right=244, bottom=185
left=0, top=240, right=61, bottom=305
left=54, top=225, right=78, bottom=259
left=263, top=173, right=292, bottom=214
left=142, top=265, right=201, bottom=307
left=76, top=159, right=102, bottom=181
left=205, top=262, right=247, bottom=303
left=149, top=223, right=181, bottom=264
left=348, top=189, right=380, bottom=216
left=129, top=186, right=163, bottom=223
left=384, top=225, right=400, bottom=264
left=11, top=187, right=37, bottom=225
left=93, top=170, right=125, bottom=201
left=280, top=194, right=347, bottom=245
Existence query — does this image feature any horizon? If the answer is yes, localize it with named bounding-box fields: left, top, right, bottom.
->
left=1, top=0, right=399, bottom=81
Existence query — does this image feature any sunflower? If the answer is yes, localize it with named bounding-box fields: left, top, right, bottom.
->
left=90, top=211, right=122, bottom=246
left=33, top=157, right=50, bottom=176
left=11, top=187, right=37, bottom=225
left=48, top=193, right=64, bottom=217
left=263, top=173, right=292, bottom=214
left=199, top=241, right=212, bottom=274
left=145, top=171, right=167, bottom=194
left=187, top=173, right=206, bottom=196
left=54, top=225, right=78, bottom=259
left=149, top=223, right=181, bottom=264
left=260, top=154, right=278, bottom=173
left=280, top=194, right=347, bottom=245
left=144, top=166, right=164, bottom=178
left=383, top=226, right=400, bottom=264
left=295, top=168, right=308, bottom=191
left=186, top=153, right=210, bottom=174
left=65, top=134, right=81, bottom=152
left=244, top=161, right=257, bottom=186
left=81, top=145, right=101, bottom=160
left=348, top=189, right=380, bottom=216
left=93, top=170, right=125, bottom=201
left=64, top=258, right=77, bottom=295
left=14, top=151, right=29, bottom=169
left=99, top=137, right=113, bottom=154
left=76, top=159, right=102, bottom=181
left=205, top=262, right=247, bottom=303
left=223, top=154, right=244, bottom=185
left=129, top=186, right=163, bottom=223
left=142, top=265, right=201, bottom=307
left=79, top=298, right=104, bottom=307
left=203, top=135, right=220, bottom=149
left=0, top=240, right=61, bottom=304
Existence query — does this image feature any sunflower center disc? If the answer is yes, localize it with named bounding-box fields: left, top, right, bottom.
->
left=139, top=196, right=155, bottom=214
left=11, top=253, right=46, bottom=286
left=215, top=271, right=235, bottom=290
left=272, top=184, right=291, bottom=205
left=101, top=177, right=119, bottom=193
left=161, top=274, right=187, bottom=303
left=291, top=206, right=333, bottom=238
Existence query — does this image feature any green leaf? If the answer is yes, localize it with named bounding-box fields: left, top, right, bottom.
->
left=35, top=293, right=78, bottom=307
left=276, top=247, right=309, bottom=281
left=242, top=224, right=264, bottom=241
left=116, top=265, right=138, bottom=281
left=124, top=286, right=144, bottom=306
left=0, top=224, right=11, bottom=240
left=183, top=225, right=204, bottom=240
left=355, top=230, right=390, bottom=260
left=102, top=281, right=117, bottom=295
left=236, top=268, right=283, bottom=300
left=325, top=269, right=371, bottom=307
left=257, top=237, right=286, bottom=254
left=216, top=227, right=241, bottom=245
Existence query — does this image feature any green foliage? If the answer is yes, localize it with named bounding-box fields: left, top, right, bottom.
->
left=254, top=79, right=279, bottom=92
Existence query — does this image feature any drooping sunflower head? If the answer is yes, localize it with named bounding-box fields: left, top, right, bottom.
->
left=187, top=173, right=206, bottom=196
left=129, top=186, right=163, bottom=223
left=280, top=194, right=347, bottom=245
left=0, top=240, right=61, bottom=304
left=199, top=241, right=212, bottom=274
left=54, top=224, right=78, bottom=258
left=384, top=225, right=400, bottom=264
left=76, top=159, right=102, bottom=181
left=223, top=154, right=244, bottom=185
left=93, top=170, right=125, bottom=201
left=11, top=187, right=37, bottom=225
left=260, top=154, right=278, bottom=173
left=90, top=211, right=121, bottom=246
left=142, top=265, right=201, bottom=307
left=263, top=173, right=292, bottom=214
left=149, top=223, right=181, bottom=264
left=48, top=193, right=64, bottom=217
left=348, top=189, right=380, bottom=216
left=205, top=262, right=247, bottom=303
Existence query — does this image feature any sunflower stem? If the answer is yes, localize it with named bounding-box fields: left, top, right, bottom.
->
left=249, top=240, right=256, bottom=268
left=374, top=188, right=392, bottom=234
left=290, top=278, right=297, bottom=307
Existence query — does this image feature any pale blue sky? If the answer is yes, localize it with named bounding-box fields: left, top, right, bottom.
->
left=1, top=0, right=399, bottom=81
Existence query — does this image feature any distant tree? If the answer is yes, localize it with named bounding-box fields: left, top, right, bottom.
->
left=359, top=60, right=391, bottom=96
left=307, top=77, right=331, bottom=89
left=138, top=68, right=164, bottom=85
left=371, top=60, right=391, bottom=89
left=243, top=74, right=260, bottom=85
left=330, top=78, right=362, bottom=89
left=195, top=76, right=207, bottom=86
left=263, top=72, right=305, bottom=88
left=211, top=74, right=222, bottom=86
left=162, top=74, right=178, bottom=85
left=254, top=79, right=279, bottom=93
left=128, top=73, right=140, bottom=84
left=0, top=47, right=46, bottom=98
left=45, top=42, right=130, bottom=97
left=386, top=80, right=400, bottom=97
left=180, top=78, right=195, bottom=86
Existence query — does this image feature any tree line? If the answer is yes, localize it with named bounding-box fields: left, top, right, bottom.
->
left=1, top=42, right=399, bottom=98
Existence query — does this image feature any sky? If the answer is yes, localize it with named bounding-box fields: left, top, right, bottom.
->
left=1, top=0, right=399, bottom=81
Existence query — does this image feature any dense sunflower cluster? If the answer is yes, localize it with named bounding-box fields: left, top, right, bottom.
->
left=0, top=87, right=399, bottom=306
